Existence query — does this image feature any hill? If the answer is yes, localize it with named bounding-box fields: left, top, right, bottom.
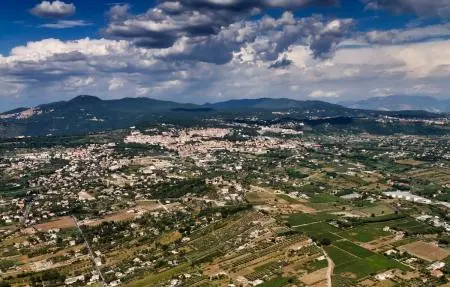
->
left=345, top=95, right=450, bottom=113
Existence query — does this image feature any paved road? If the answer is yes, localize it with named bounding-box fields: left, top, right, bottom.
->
left=72, top=216, right=107, bottom=287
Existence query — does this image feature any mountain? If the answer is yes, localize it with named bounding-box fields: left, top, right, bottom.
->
left=207, top=98, right=341, bottom=110
left=0, top=95, right=444, bottom=138
left=345, top=95, right=450, bottom=113
left=0, top=96, right=203, bottom=137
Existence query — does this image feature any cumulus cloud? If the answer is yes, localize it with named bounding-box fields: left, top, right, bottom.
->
left=2, top=34, right=450, bottom=107
left=30, top=1, right=76, bottom=18
left=63, top=76, right=95, bottom=90
left=103, top=0, right=347, bottom=61
left=2, top=0, right=450, bottom=111
left=108, top=77, right=126, bottom=91
left=364, top=0, right=450, bottom=19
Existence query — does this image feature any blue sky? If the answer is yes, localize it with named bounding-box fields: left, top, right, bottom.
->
left=0, top=0, right=449, bottom=111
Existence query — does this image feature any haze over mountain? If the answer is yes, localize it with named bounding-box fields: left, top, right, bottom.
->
left=344, top=95, right=450, bottom=113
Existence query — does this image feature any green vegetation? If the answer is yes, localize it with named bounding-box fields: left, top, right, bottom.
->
left=333, top=240, right=374, bottom=258
left=326, top=241, right=409, bottom=281
left=149, top=178, right=214, bottom=199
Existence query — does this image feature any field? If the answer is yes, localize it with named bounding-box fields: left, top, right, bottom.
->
left=300, top=267, right=328, bottom=286
left=33, top=216, right=76, bottom=231
left=325, top=240, right=408, bottom=281
left=258, top=277, right=292, bottom=287
left=124, top=263, right=191, bottom=287
left=286, top=212, right=335, bottom=226
left=357, top=203, right=395, bottom=217
left=333, top=240, right=375, bottom=258
left=399, top=241, right=450, bottom=262
left=337, top=222, right=391, bottom=243
left=294, top=222, right=342, bottom=243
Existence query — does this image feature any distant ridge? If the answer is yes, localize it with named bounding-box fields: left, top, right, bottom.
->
left=69, top=95, right=103, bottom=104
left=344, top=95, right=450, bottom=113
left=0, top=95, right=444, bottom=138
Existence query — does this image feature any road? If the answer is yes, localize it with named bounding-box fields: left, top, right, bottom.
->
left=322, top=247, right=334, bottom=287
left=72, top=216, right=107, bottom=287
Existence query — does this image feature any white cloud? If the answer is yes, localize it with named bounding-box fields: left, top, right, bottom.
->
left=136, top=87, right=151, bottom=96
left=307, top=90, right=341, bottom=98
left=30, top=1, right=76, bottom=18
left=63, top=76, right=95, bottom=90
left=108, top=78, right=126, bottom=91
left=40, top=20, right=92, bottom=29
left=1, top=27, right=450, bottom=110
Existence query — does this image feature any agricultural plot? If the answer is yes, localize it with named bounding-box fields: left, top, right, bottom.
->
left=309, top=193, right=342, bottom=204
left=326, top=240, right=408, bottom=281
left=357, top=203, right=395, bottom=217
left=286, top=213, right=332, bottom=226
left=399, top=241, right=450, bottom=262
left=334, top=254, right=407, bottom=280
left=325, top=246, right=358, bottom=265
left=245, top=261, right=283, bottom=281
left=333, top=240, right=375, bottom=258
left=124, top=263, right=191, bottom=287
left=393, top=219, right=438, bottom=235
left=33, top=216, right=76, bottom=231
left=257, top=276, right=292, bottom=287
left=294, top=222, right=343, bottom=243
left=338, top=222, right=391, bottom=243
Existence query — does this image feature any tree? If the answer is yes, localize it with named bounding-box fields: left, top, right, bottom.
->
left=320, top=238, right=331, bottom=246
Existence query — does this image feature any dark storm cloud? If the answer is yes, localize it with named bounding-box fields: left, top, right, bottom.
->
left=364, top=0, right=450, bottom=19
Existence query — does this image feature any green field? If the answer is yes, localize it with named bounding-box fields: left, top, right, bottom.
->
left=338, top=222, right=390, bottom=242
left=287, top=212, right=335, bottom=226
left=333, top=240, right=375, bottom=258
left=325, top=246, right=357, bottom=265
left=309, top=194, right=342, bottom=203
left=258, top=277, right=292, bottom=287
left=334, top=254, right=407, bottom=279
left=325, top=239, right=409, bottom=281
left=295, top=222, right=341, bottom=238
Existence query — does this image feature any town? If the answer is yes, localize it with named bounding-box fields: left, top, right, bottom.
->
left=0, top=121, right=449, bottom=287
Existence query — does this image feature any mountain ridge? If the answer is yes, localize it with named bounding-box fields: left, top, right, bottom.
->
left=0, top=95, right=446, bottom=138
left=343, top=95, right=450, bottom=113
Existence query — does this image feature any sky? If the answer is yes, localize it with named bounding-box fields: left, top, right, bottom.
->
left=0, top=0, right=450, bottom=111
